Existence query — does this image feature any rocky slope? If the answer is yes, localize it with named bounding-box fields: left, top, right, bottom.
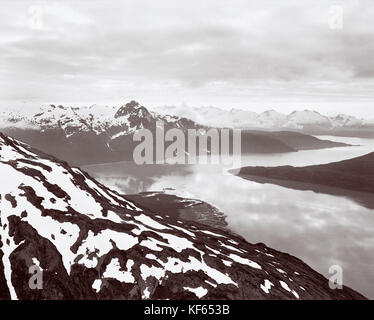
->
left=0, top=133, right=366, bottom=300
left=126, top=191, right=228, bottom=230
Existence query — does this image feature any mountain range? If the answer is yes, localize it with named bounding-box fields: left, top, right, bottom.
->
left=153, top=106, right=374, bottom=137
left=0, top=101, right=350, bottom=166
left=0, top=101, right=202, bottom=165
left=1, top=101, right=203, bottom=142
left=0, top=132, right=366, bottom=299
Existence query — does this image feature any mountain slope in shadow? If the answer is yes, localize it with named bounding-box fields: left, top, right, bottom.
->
left=233, top=152, right=374, bottom=209
left=253, top=131, right=351, bottom=150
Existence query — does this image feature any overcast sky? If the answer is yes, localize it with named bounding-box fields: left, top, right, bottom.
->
left=0, top=0, right=373, bottom=117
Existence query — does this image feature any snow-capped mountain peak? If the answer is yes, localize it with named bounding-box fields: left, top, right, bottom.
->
left=257, top=110, right=287, bottom=127
left=261, top=109, right=279, bottom=116
left=282, top=110, right=331, bottom=129
left=287, top=110, right=330, bottom=123
left=114, top=100, right=151, bottom=119
left=331, top=114, right=362, bottom=127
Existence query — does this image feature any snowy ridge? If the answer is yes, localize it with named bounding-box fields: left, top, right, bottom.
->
left=0, top=133, right=366, bottom=300
left=0, top=101, right=206, bottom=165
left=0, top=101, right=201, bottom=140
left=152, top=105, right=373, bottom=130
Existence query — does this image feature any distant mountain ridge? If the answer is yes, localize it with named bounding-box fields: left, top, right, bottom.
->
left=152, top=105, right=374, bottom=136
left=3, top=103, right=372, bottom=136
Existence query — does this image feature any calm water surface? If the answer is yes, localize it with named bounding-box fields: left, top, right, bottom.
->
left=84, top=136, right=374, bottom=298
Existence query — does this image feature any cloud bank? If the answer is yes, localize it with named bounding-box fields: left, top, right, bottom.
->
left=0, top=0, right=373, bottom=116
